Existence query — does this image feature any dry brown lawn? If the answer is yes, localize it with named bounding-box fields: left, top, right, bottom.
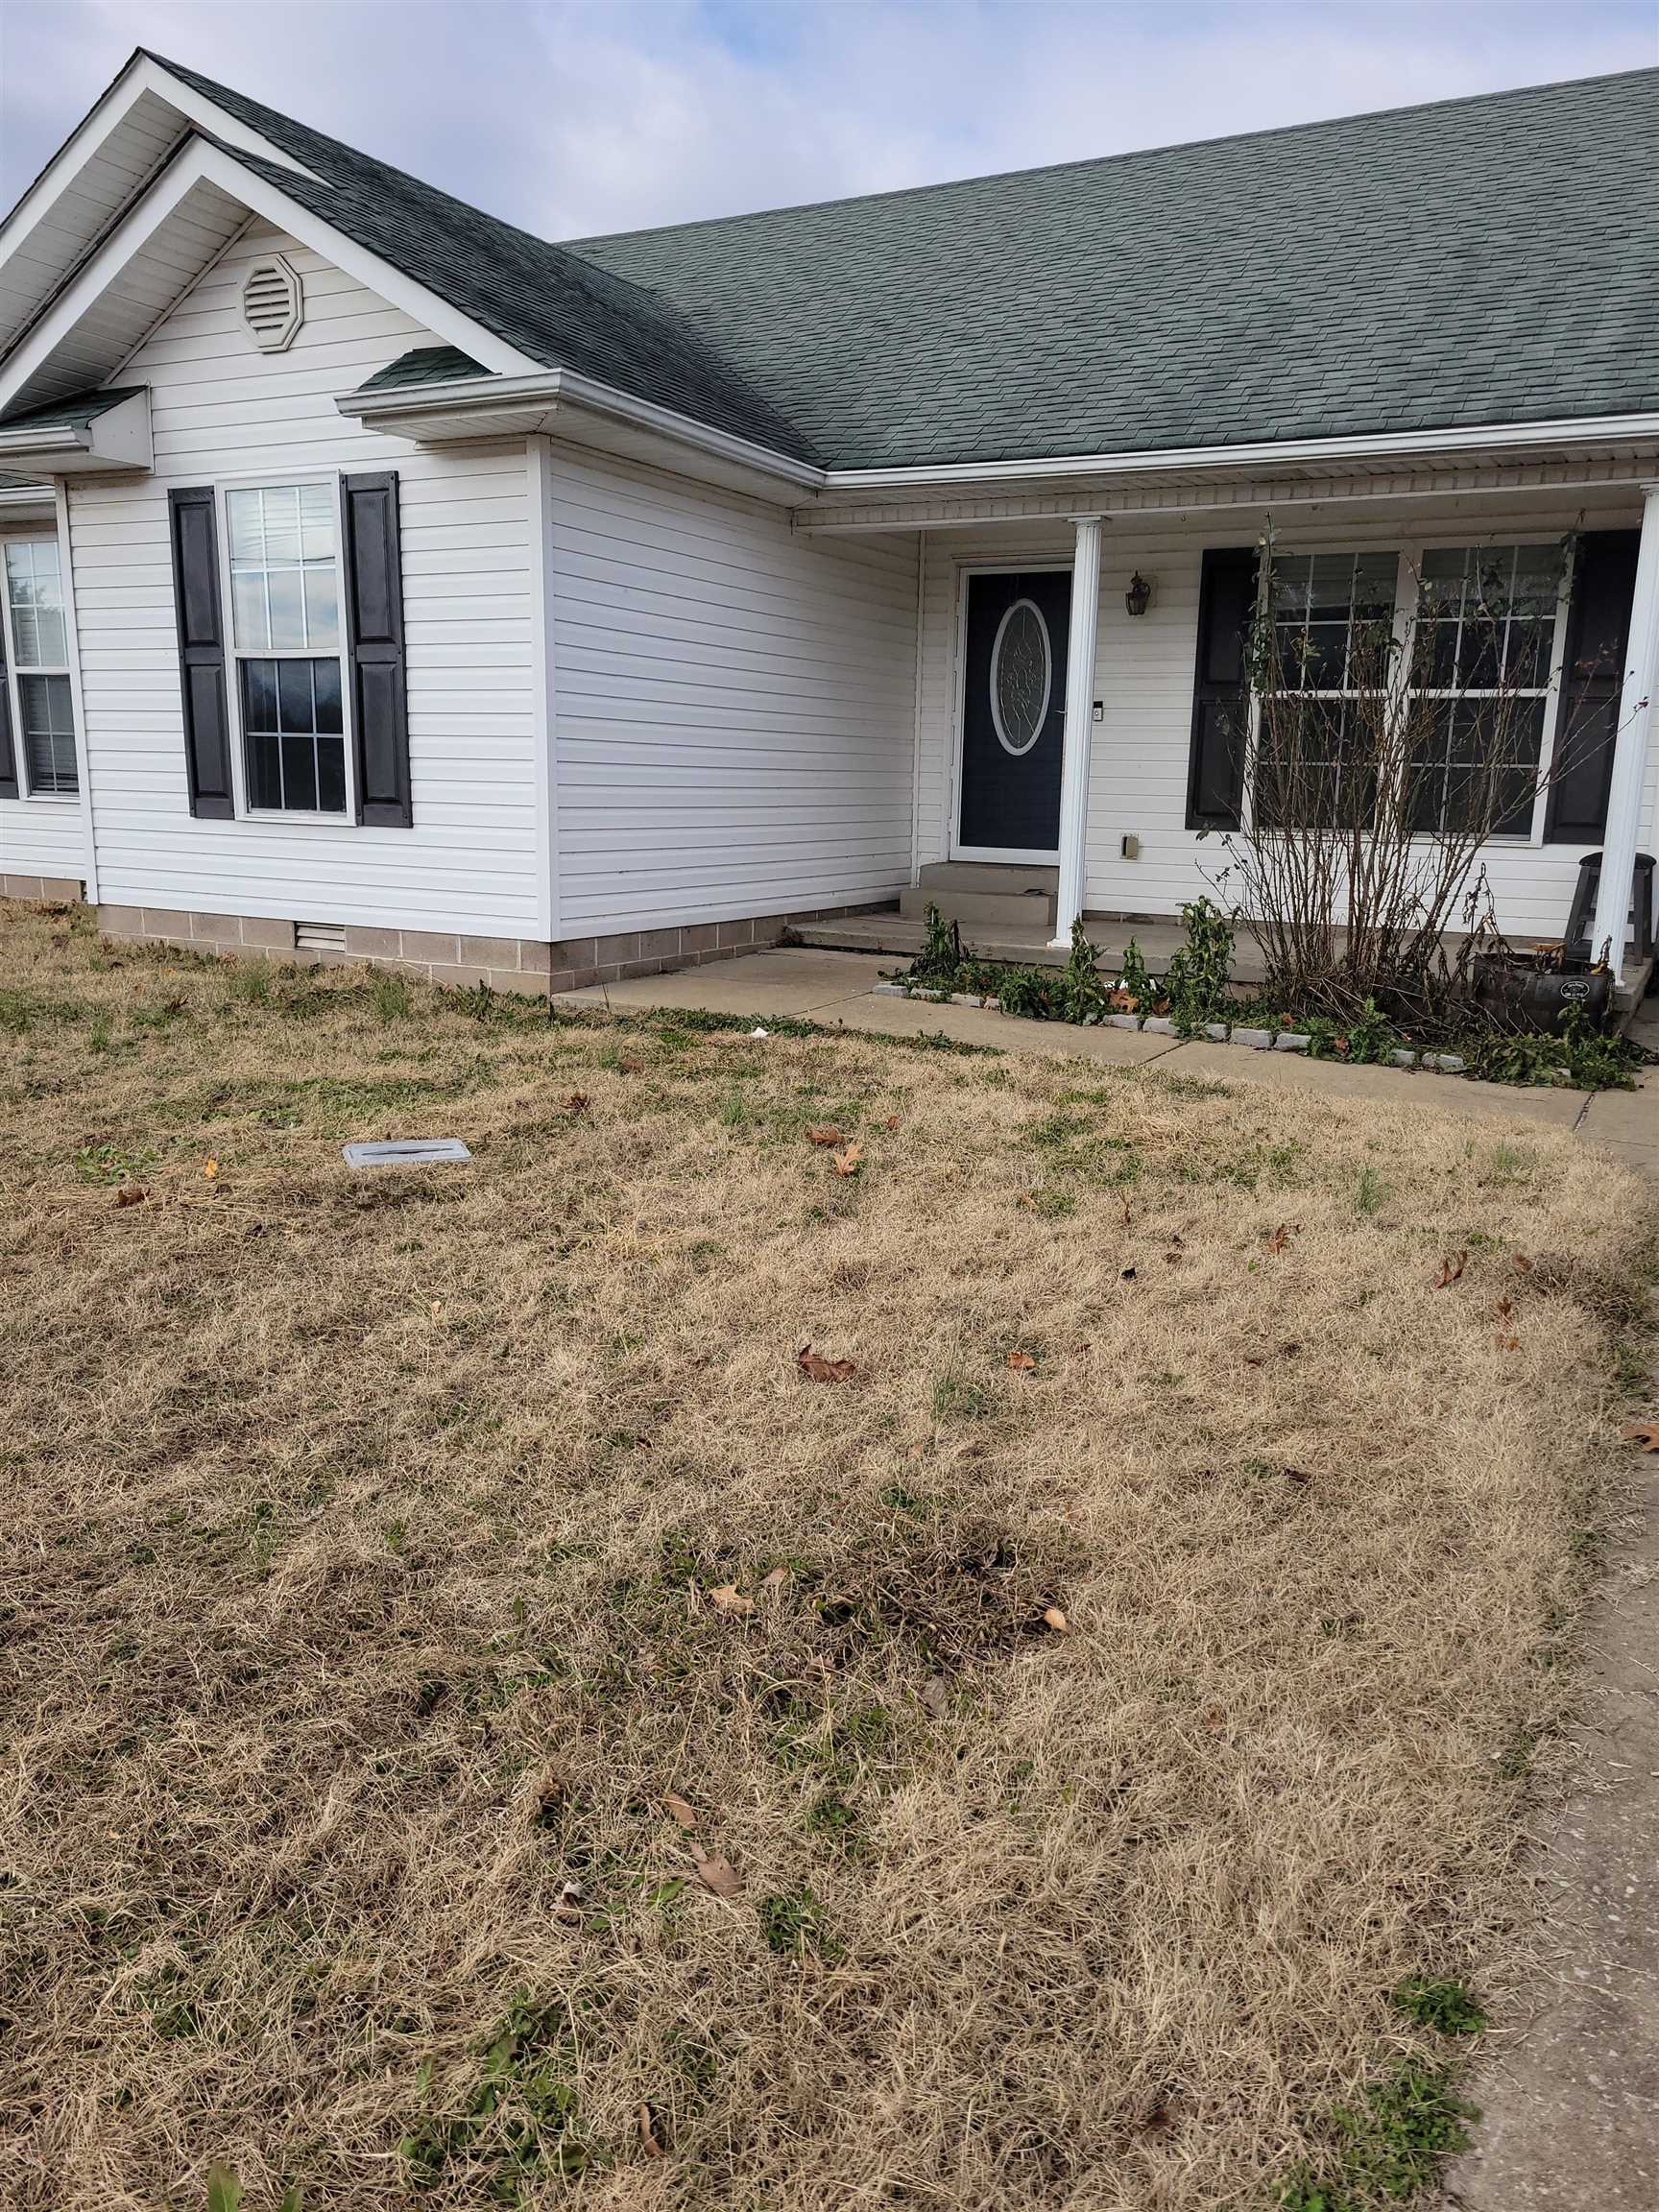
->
left=2, top=902, right=1653, bottom=2212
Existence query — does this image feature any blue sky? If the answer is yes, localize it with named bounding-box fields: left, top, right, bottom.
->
left=4, top=1, right=1656, bottom=241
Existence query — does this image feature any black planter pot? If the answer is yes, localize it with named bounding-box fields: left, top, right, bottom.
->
left=1471, top=954, right=1612, bottom=1035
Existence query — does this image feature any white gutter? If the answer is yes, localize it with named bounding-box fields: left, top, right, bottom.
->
left=820, top=411, right=1659, bottom=493
left=337, top=365, right=827, bottom=493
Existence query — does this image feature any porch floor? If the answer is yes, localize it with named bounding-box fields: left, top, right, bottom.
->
left=792, top=905, right=1272, bottom=981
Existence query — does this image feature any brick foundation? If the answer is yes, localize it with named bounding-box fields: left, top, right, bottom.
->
left=78, top=899, right=889, bottom=996
left=2, top=873, right=85, bottom=903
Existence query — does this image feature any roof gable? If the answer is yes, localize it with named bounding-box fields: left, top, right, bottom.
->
left=146, top=55, right=821, bottom=462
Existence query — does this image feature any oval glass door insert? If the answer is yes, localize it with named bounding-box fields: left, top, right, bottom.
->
left=989, top=596, right=1052, bottom=756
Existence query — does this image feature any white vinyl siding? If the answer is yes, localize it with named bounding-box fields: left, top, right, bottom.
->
left=63, top=221, right=539, bottom=936
left=917, top=496, right=1652, bottom=943
left=548, top=446, right=918, bottom=934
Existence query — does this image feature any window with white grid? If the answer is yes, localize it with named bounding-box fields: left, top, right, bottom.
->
left=225, top=483, right=348, bottom=814
left=3, top=538, right=78, bottom=795
left=1406, top=543, right=1564, bottom=837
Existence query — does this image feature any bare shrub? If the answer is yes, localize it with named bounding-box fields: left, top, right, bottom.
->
left=1206, top=531, right=1619, bottom=1021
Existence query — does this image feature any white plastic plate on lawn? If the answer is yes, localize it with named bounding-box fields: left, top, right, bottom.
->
left=342, top=1139, right=473, bottom=1168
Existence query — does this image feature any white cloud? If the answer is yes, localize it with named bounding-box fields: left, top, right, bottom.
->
left=3, top=0, right=1654, bottom=242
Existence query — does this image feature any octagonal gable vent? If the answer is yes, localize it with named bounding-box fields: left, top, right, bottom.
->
left=241, top=255, right=303, bottom=352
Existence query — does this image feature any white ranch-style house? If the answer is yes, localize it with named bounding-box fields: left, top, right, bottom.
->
left=1, top=54, right=1656, bottom=992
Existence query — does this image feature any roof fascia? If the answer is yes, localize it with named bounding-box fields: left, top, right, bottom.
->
left=0, top=137, right=538, bottom=418
left=339, top=365, right=826, bottom=494
left=822, top=414, right=1659, bottom=494
left=0, top=51, right=312, bottom=278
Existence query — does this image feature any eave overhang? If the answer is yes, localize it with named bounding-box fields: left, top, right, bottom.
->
left=0, top=386, right=153, bottom=475
left=338, top=366, right=826, bottom=504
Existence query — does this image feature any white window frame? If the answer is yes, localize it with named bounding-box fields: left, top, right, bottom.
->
left=213, top=469, right=356, bottom=826
left=1240, top=533, right=1574, bottom=851
left=1, top=530, right=80, bottom=802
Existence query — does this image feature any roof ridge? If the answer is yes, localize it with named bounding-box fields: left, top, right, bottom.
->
left=564, top=63, right=1658, bottom=249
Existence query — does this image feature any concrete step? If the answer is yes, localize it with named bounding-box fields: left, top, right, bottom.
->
left=899, top=881, right=1057, bottom=928
left=918, top=860, right=1058, bottom=898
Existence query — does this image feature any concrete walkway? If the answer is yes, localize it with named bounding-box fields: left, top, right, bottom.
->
left=560, top=945, right=1659, bottom=2205
left=556, top=947, right=1658, bottom=1170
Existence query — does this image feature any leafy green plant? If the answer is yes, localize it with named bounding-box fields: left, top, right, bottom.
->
left=1455, top=1010, right=1641, bottom=1092
left=1390, top=1977, right=1488, bottom=2037
left=760, top=1886, right=839, bottom=1960
left=911, top=902, right=963, bottom=989
left=1116, top=935, right=1157, bottom=1021
left=1162, top=897, right=1234, bottom=1034
left=1279, top=2059, right=1476, bottom=2209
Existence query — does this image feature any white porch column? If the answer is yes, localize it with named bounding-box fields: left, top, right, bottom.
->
left=1050, top=514, right=1103, bottom=949
left=1591, top=481, right=1659, bottom=984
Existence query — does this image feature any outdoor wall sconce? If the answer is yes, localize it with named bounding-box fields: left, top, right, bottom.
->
left=1125, top=571, right=1153, bottom=617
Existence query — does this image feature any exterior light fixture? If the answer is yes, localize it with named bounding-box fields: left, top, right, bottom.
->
left=1124, top=571, right=1153, bottom=617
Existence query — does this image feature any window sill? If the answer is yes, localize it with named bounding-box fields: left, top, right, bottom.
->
left=12, top=789, right=81, bottom=804
left=241, top=806, right=354, bottom=828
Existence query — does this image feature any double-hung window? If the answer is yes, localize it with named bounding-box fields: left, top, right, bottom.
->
left=3, top=537, right=78, bottom=796
left=1406, top=543, right=1564, bottom=838
left=1249, top=541, right=1568, bottom=842
left=1255, top=550, right=1398, bottom=829
left=226, top=482, right=347, bottom=814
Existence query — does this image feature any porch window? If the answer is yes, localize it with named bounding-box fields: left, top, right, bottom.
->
left=3, top=537, right=78, bottom=795
left=1405, top=543, right=1564, bottom=837
left=1254, top=550, right=1397, bottom=830
left=226, top=482, right=348, bottom=814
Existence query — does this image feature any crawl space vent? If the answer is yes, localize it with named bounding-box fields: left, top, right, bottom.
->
left=295, top=919, right=347, bottom=954
left=241, top=255, right=303, bottom=352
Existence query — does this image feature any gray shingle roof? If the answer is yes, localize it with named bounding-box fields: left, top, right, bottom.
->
left=147, top=54, right=822, bottom=462
left=93, top=62, right=1659, bottom=472
left=0, top=385, right=146, bottom=434
left=354, top=346, right=486, bottom=394
left=568, top=69, right=1659, bottom=469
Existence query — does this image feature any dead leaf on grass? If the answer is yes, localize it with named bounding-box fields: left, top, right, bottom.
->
left=1043, top=1604, right=1070, bottom=1634
left=1625, top=1425, right=1659, bottom=1453
left=1512, top=1253, right=1534, bottom=1274
left=806, top=1126, right=843, bottom=1146
left=1432, top=1250, right=1468, bottom=1289
left=202, top=1158, right=219, bottom=1181
left=797, top=1345, right=856, bottom=1382
left=759, top=1565, right=789, bottom=1593
left=1007, top=1349, right=1037, bottom=1373
left=617, top=1055, right=645, bottom=1075
left=708, top=1584, right=755, bottom=1618
left=1264, top=1223, right=1298, bottom=1255
left=830, top=1142, right=863, bottom=1177
left=554, top=1879, right=586, bottom=1922
left=562, top=1093, right=590, bottom=1117
left=694, top=1854, right=742, bottom=1899
left=638, top=2104, right=665, bottom=2159
left=662, top=1793, right=698, bottom=1831
left=113, top=1185, right=148, bottom=1209
left=882, top=1115, right=902, bottom=1131
left=1496, top=1334, right=1522, bottom=1351
left=1493, top=1297, right=1516, bottom=1321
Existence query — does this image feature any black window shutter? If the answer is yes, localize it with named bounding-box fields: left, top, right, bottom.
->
left=1186, top=546, right=1258, bottom=831
left=1545, top=529, right=1639, bottom=844
left=0, top=597, right=18, bottom=800
left=167, top=486, right=235, bottom=819
left=340, top=470, right=411, bottom=827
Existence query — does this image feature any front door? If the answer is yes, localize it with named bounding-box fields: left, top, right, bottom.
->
left=957, top=568, right=1070, bottom=854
